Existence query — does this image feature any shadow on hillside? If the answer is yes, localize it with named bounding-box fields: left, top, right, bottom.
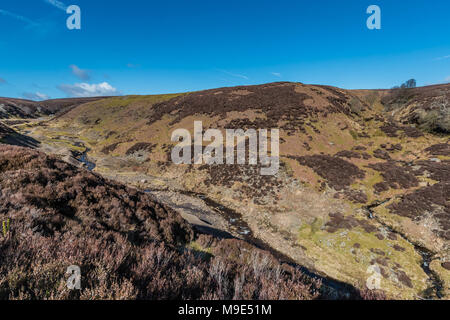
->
left=1, top=132, right=40, bottom=149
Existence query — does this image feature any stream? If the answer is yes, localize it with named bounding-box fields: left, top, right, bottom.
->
left=172, top=190, right=361, bottom=299
left=73, top=146, right=442, bottom=299
left=179, top=189, right=445, bottom=299
left=75, top=148, right=96, bottom=171
left=364, top=200, right=444, bottom=299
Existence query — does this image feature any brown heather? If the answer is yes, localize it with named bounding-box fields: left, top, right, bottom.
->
left=0, top=145, right=321, bottom=300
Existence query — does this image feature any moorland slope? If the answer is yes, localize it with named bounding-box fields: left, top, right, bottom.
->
left=7, top=82, right=450, bottom=299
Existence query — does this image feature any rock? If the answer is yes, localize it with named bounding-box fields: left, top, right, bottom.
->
left=430, top=158, right=441, bottom=163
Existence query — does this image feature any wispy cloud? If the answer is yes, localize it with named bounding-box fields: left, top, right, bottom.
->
left=32, top=83, right=49, bottom=89
left=0, top=78, right=7, bottom=85
left=44, top=0, right=68, bottom=11
left=435, top=54, right=450, bottom=61
left=58, top=82, right=119, bottom=97
left=127, top=63, right=141, bottom=68
left=70, top=65, right=91, bottom=81
left=218, top=69, right=249, bottom=80
left=23, top=92, right=50, bottom=101
left=0, top=9, right=39, bottom=27
left=445, top=76, right=450, bottom=82
left=271, top=72, right=282, bottom=78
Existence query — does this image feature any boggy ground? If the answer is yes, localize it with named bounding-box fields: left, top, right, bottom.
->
left=10, top=82, right=450, bottom=300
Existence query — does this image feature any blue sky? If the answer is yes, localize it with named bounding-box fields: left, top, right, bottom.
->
left=0, top=0, right=449, bottom=100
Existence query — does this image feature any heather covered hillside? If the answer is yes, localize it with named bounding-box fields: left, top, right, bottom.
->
left=381, top=84, right=450, bottom=134
left=0, top=97, right=103, bottom=119
left=0, top=145, right=321, bottom=300
left=1, top=0, right=448, bottom=304
left=3, top=82, right=449, bottom=300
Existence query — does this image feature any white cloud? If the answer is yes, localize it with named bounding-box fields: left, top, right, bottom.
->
left=70, top=65, right=90, bottom=81
left=271, top=72, right=282, bottom=78
left=44, top=0, right=68, bottom=11
left=23, top=92, right=50, bottom=101
left=58, top=82, right=119, bottom=97
left=445, top=76, right=450, bottom=82
left=0, top=9, right=38, bottom=27
left=219, top=69, right=249, bottom=80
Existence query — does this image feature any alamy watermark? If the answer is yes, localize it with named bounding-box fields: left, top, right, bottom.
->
left=171, top=121, right=279, bottom=176
left=66, top=265, right=81, bottom=290
left=366, top=264, right=382, bottom=290
left=366, top=5, right=381, bottom=30
left=66, top=5, right=81, bottom=30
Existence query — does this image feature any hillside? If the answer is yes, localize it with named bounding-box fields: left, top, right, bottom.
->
left=0, top=145, right=325, bottom=300
left=0, top=122, right=39, bottom=148
left=381, top=83, right=450, bottom=133
left=8, top=82, right=450, bottom=299
left=0, top=97, right=105, bottom=120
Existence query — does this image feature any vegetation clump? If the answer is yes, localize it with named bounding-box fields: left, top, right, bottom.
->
left=288, top=155, right=365, bottom=190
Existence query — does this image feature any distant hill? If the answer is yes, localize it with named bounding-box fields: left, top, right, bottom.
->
left=0, top=97, right=107, bottom=119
